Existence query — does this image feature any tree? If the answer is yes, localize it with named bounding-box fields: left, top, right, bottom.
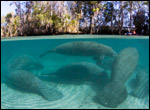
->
left=1, top=16, right=6, bottom=37
left=133, top=10, right=148, bottom=35
left=67, top=1, right=83, bottom=34
left=104, top=2, right=115, bottom=33
left=82, top=1, right=102, bottom=34
left=1, top=1, right=149, bottom=37
left=4, top=12, right=18, bottom=37
left=118, top=1, right=128, bottom=35
left=10, top=1, right=25, bottom=36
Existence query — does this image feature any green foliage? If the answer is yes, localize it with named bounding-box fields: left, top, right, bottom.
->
left=1, top=1, right=149, bottom=37
left=104, top=2, right=115, bottom=23
left=14, top=16, right=20, bottom=26
left=6, top=13, right=12, bottom=18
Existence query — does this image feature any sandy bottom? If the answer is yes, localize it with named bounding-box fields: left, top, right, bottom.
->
left=1, top=81, right=149, bottom=109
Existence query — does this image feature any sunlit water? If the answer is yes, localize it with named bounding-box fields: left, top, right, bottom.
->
left=1, top=35, right=149, bottom=109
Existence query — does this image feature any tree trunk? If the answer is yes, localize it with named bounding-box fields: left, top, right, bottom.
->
left=77, top=20, right=79, bottom=34
left=90, top=15, right=93, bottom=34
left=90, top=3, right=94, bottom=34
left=129, top=1, right=133, bottom=31
left=111, top=16, right=113, bottom=34
left=99, top=11, right=102, bottom=34
left=119, top=1, right=124, bottom=35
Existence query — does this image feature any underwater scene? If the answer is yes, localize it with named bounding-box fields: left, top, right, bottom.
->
left=1, top=37, right=149, bottom=109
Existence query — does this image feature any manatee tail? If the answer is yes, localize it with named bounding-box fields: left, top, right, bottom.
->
left=39, top=50, right=53, bottom=58
left=39, top=85, right=64, bottom=101
left=129, top=80, right=149, bottom=99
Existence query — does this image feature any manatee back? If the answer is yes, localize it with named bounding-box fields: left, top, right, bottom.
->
left=54, top=63, right=89, bottom=80
left=73, top=62, right=104, bottom=75
left=6, top=55, right=43, bottom=72
left=6, top=70, right=64, bottom=101
left=53, top=41, right=116, bottom=56
left=6, top=70, right=42, bottom=92
left=6, top=55, right=31, bottom=72
left=54, top=61, right=104, bottom=78
left=53, top=41, right=98, bottom=56
left=111, top=47, right=139, bottom=83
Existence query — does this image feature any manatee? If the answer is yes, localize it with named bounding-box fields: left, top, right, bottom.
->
left=5, top=70, right=63, bottom=101
left=129, top=69, right=149, bottom=99
left=6, top=55, right=43, bottom=72
left=96, top=47, right=139, bottom=108
left=39, top=41, right=117, bottom=63
left=40, top=62, right=106, bottom=84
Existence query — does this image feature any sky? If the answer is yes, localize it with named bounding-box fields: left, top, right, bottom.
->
left=0, top=1, right=117, bottom=17
left=1, top=1, right=16, bottom=17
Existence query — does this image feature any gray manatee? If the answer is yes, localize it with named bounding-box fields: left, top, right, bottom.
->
left=2, top=55, right=43, bottom=84
left=40, top=62, right=107, bottom=84
left=5, top=70, right=63, bottom=101
left=6, top=55, right=43, bottom=72
left=96, top=47, right=139, bottom=108
left=39, top=41, right=117, bottom=63
left=129, top=69, right=149, bottom=99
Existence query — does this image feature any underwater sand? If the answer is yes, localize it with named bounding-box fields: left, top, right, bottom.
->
left=1, top=81, right=149, bottom=109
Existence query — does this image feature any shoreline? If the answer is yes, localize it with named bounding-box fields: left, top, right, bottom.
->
left=1, top=35, right=149, bottom=41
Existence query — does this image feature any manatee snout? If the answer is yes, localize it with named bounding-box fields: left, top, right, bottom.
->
left=96, top=95, right=118, bottom=108
left=96, top=81, right=128, bottom=108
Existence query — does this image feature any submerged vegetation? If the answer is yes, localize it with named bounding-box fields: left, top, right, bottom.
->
left=1, top=1, right=149, bottom=37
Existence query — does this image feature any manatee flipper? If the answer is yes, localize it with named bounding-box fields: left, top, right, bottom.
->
left=39, top=50, right=53, bottom=58
left=38, top=84, right=64, bottom=101
left=94, top=55, right=105, bottom=65
left=39, top=73, right=56, bottom=77
left=97, top=82, right=128, bottom=108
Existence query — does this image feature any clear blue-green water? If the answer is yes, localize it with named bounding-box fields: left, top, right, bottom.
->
left=1, top=35, right=149, bottom=109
